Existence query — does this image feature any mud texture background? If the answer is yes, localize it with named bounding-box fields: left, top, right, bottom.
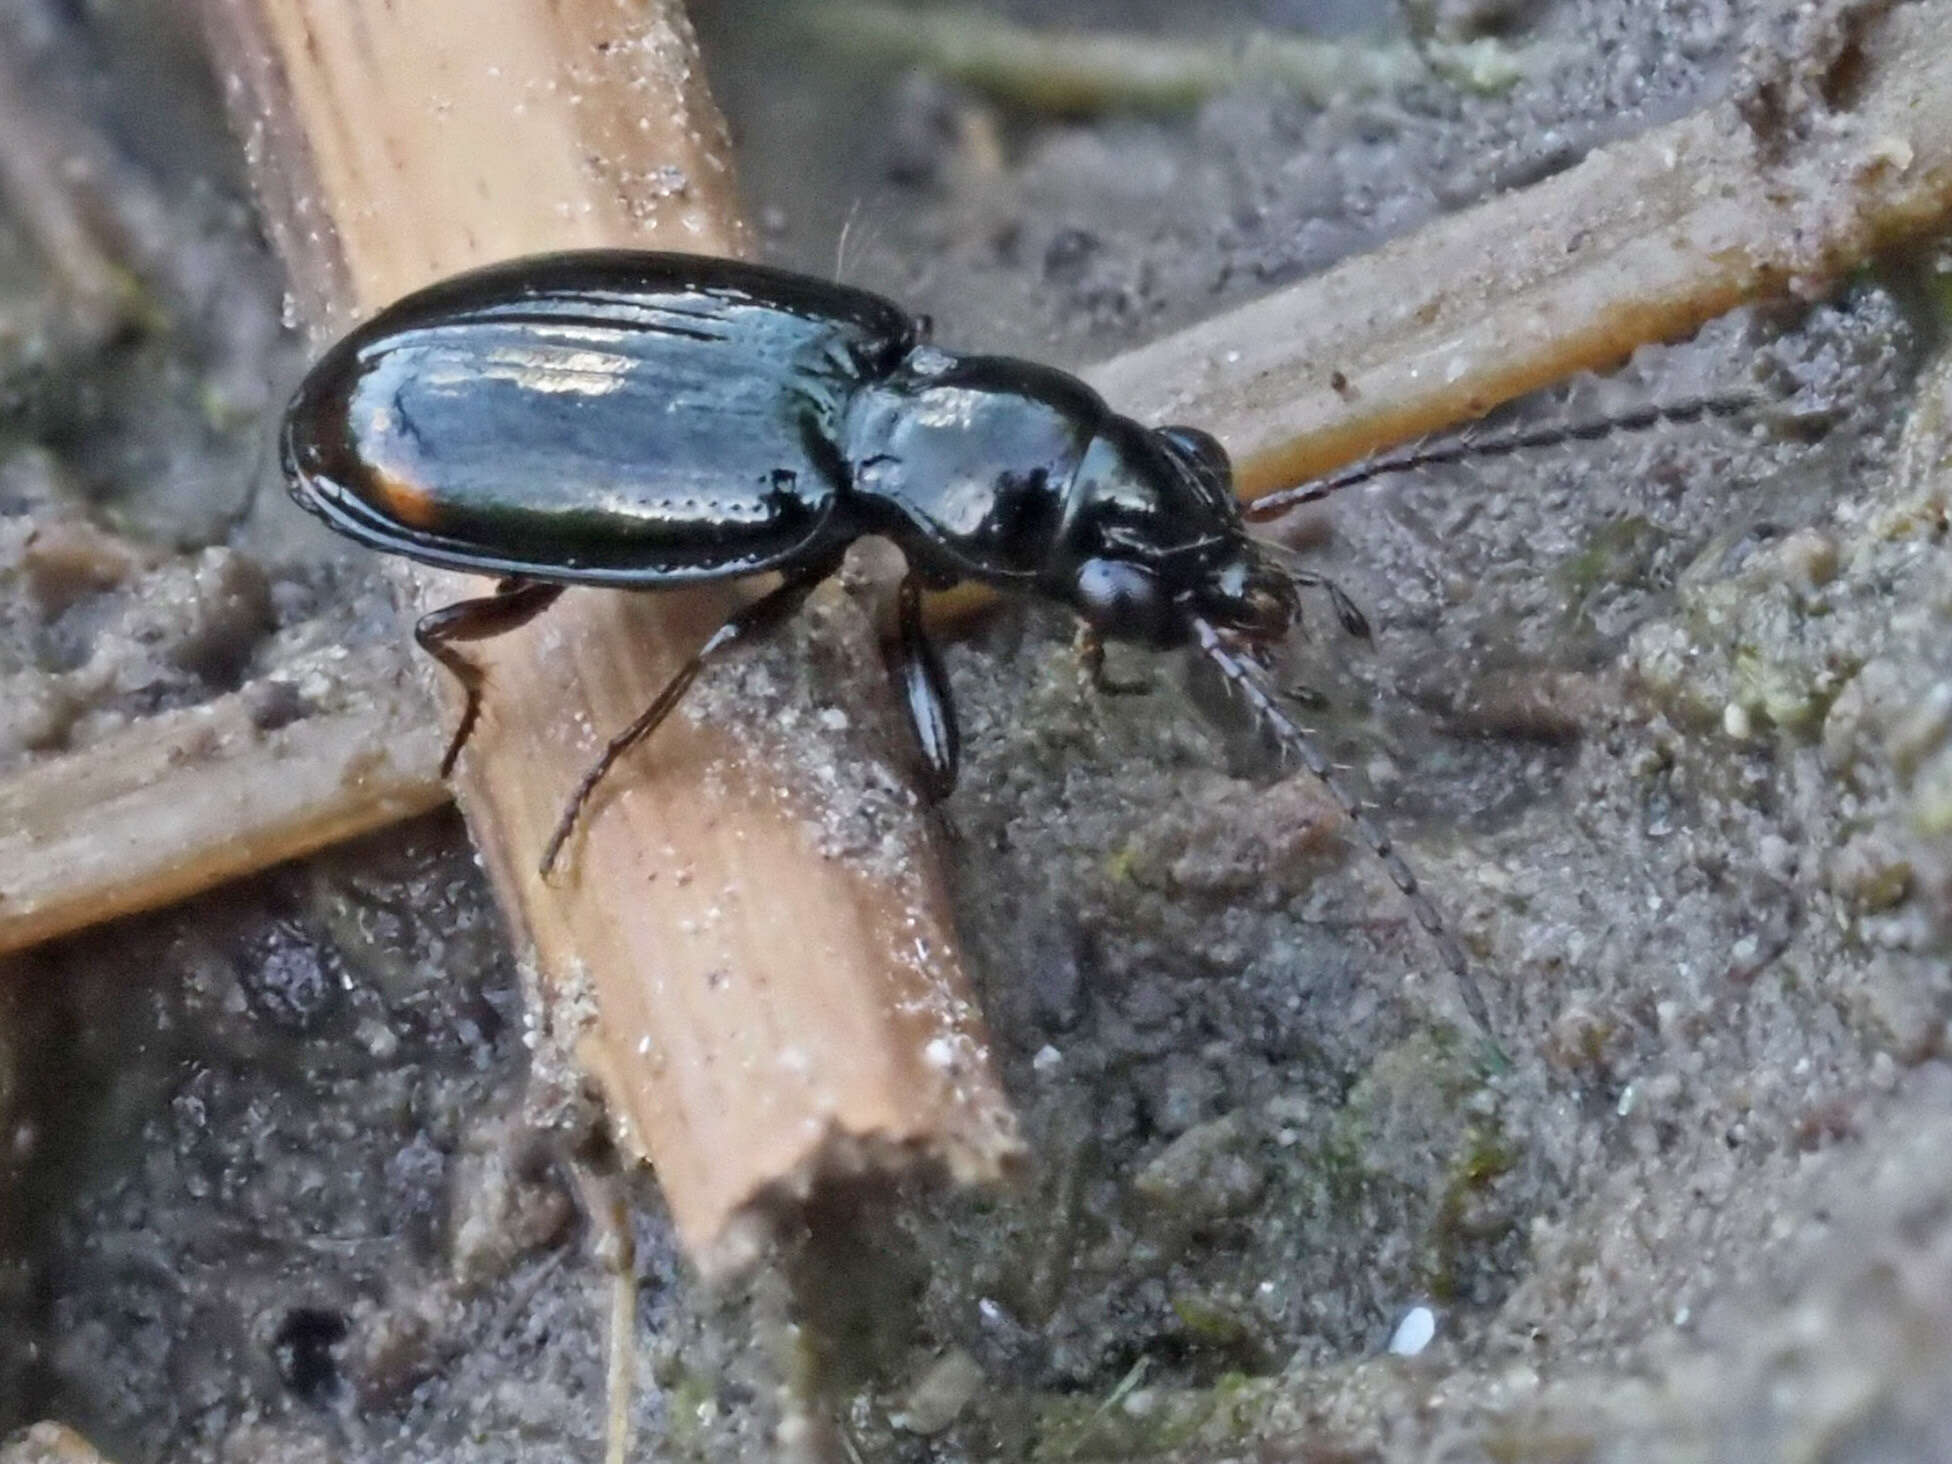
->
left=3, top=0, right=1951, bottom=1460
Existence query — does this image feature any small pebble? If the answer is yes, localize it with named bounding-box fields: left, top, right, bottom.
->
left=1775, top=526, right=1838, bottom=590
left=1388, top=1305, right=1437, bottom=1356
left=891, top=1349, right=984, bottom=1435
left=1888, top=683, right=1952, bottom=775
left=1133, top=1114, right=1265, bottom=1221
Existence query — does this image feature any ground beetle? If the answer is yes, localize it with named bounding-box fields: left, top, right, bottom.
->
left=285, top=251, right=1499, bottom=1016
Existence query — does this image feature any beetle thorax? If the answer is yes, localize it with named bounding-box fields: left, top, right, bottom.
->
left=841, top=349, right=1109, bottom=585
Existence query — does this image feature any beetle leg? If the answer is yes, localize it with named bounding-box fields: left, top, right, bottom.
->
left=1074, top=623, right=1151, bottom=696
left=882, top=573, right=961, bottom=799
left=540, top=558, right=842, bottom=877
left=414, top=578, right=566, bottom=775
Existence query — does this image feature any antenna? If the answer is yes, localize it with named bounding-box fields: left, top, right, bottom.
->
left=1245, top=392, right=1758, bottom=522
left=1189, top=616, right=1496, bottom=1039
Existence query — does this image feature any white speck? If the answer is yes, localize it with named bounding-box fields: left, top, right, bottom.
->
left=1723, top=702, right=1752, bottom=740
left=1873, top=133, right=1915, bottom=171
left=1673, top=1305, right=1691, bottom=1327
left=1617, top=1083, right=1637, bottom=1117
left=1032, top=1044, right=1062, bottom=1075
left=1388, top=1305, right=1437, bottom=1357
left=359, top=1020, right=399, bottom=1060
left=924, top=1037, right=958, bottom=1070
left=637, top=1035, right=651, bottom=1056
left=818, top=707, right=850, bottom=731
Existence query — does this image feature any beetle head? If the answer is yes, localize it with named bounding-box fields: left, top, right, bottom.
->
left=1060, top=417, right=1296, bottom=648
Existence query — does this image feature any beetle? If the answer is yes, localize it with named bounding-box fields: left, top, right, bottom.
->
left=283, top=249, right=1485, bottom=1016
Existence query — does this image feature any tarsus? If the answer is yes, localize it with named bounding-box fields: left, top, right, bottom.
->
left=1245, top=392, right=1757, bottom=522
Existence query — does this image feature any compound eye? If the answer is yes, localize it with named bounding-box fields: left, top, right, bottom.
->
left=1155, top=425, right=1233, bottom=498
left=1075, top=558, right=1171, bottom=643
